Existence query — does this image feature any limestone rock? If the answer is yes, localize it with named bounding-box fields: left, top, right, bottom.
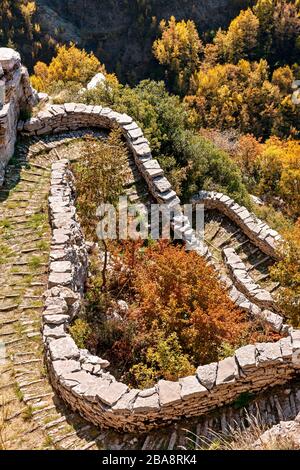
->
left=158, top=380, right=182, bottom=407
left=196, top=362, right=218, bottom=390
left=179, top=375, right=207, bottom=400
left=49, top=336, right=80, bottom=361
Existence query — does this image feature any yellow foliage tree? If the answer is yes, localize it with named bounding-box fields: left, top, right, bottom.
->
left=31, top=43, right=103, bottom=92
left=271, top=219, right=300, bottom=326
left=257, top=138, right=300, bottom=217
left=214, top=8, right=259, bottom=62
left=152, top=16, right=203, bottom=94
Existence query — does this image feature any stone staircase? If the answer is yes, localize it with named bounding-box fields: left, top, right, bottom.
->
left=204, top=209, right=281, bottom=299
left=1, top=131, right=300, bottom=450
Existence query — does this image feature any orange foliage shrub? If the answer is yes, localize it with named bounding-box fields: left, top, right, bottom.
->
left=81, top=241, right=278, bottom=387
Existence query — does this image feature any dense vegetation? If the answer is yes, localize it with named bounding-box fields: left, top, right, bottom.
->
left=0, top=1, right=55, bottom=66
left=74, top=240, right=277, bottom=388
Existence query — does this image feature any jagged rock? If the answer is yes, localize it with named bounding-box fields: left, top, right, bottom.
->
left=49, top=337, right=80, bottom=361
left=158, top=380, right=182, bottom=407
left=196, top=362, right=218, bottom=390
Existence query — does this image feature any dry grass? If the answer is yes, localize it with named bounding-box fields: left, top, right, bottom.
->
left=183, top=410, right=299, bottom=451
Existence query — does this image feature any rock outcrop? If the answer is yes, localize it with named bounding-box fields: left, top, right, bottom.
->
left=0, top=48, right=38, bottom=186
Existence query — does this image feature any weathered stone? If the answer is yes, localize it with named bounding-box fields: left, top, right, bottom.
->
left=158, top=380, right=182, bottom=407
left=51, top=359, right=81, bottom=378
left=43, top=313, right=70, bottom=325
left=235, top=345, right=257, bottom=371
left=291, top=330, right=300, bottom=367
left=261, top=310, right=283, bottom=333
left=97, top=381, right=128, bottom=406
left=179, top=375, right=207, bottom=400
left=43, top=324, right=66, bottom=339
left=44, top=296, right=68, bottom=312
left=280, top=337, right=293, bottom=360
left=48, top=271, right=73, bottom=288
left=112, top=389, right=139, bottom=413
left=196, top=362, right=218, bottom=390
left=49, top=336, right=80, bottom=361
left=256, top=342, right=283, bottom=365
left=50, top=261, right=72, bottom=273
left=216, top=357, right=239, bottom=385
left=133, top=392, right=160, bottom=413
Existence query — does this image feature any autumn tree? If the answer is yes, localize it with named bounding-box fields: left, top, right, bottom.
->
left=186, top=59, right=299, bottom=139
left=256, top=138, right=300, bottom=217
left=31, top=43, right=103, bottom=92
left=73, top=130, right=128, bottom=289
left=214, top=8, right=259, bottom=63
left=270, top=219, right=300, bottom=326
left=152, top=16, right=203, bottom=94
left=254, top=0, right=300, bottom=66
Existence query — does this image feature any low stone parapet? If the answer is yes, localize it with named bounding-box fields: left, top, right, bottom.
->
left=43, top=160, right=300, bottom=432
left=0, top=48, right=38, bottom=185
left=191, top=191, right=282, bottom=259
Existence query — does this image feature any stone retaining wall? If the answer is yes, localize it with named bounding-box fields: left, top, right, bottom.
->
left=223, top=247, right=276, bottom=311
left=43, top=160, right=300, bottom=432
left=191, top=191, right=282, bottom=259
left=0, top=48, right=38, bottom=185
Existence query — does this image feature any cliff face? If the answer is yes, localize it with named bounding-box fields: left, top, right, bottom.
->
left=35, top=0, right=252, bottom=83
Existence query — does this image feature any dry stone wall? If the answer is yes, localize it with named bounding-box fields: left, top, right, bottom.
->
left=191, top=191, right=282, bottom=259
left=0, top=48, right=38, bottom=185
left=223, top=247, right=276, bottom=311
left=43, top=159, right=300, bottom=432
left=19, top=102, right=209, bottom=258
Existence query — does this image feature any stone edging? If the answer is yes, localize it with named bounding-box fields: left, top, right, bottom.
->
left=191, top=191, right=282, bottom=259
left=0, top=48, right=38, bottom=185
left=20, top=103, right=209, bottom=257
left=19, top=102, right=300, bottom=431
left=42, top=153, right=300, bottom=432
left=223, top=247, right=276, bottom=312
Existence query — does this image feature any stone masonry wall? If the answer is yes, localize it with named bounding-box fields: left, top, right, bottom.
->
left=42, top=157, right=300, bottom=433
left=0, top=48, right=38, bottom=185
left=191, top=191, right=282, bottom=259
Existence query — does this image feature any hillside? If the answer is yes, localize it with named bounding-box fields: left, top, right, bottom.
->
left=1, top=0, right=252, bottom=83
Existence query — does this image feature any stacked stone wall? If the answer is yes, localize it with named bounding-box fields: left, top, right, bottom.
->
left=0, top=48, right=38, bottom=185
left=43, top=159, right=300, bottom=432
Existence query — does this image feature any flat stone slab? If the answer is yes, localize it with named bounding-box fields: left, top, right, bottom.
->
left=49, top=271, right=73, bottom=288
left=196, top=362, right=218, bottom=390
left=97, top=381, right=128, bottom=406
left=133, top=392, right=160, bottom=413
left=112, top=389, right=139, bottom=414
left=256, top=342, right=283, bottom=365
left=179, top=375, right=207, bottom=400
left=235, top=345, right=257, bottom=372
left=52, top=359, right=81, bottom=378
left=158, top=380, right=182, bottom=407
left=216, top=357, right=238, bottom=385
left=50, top=261, right=72, bottom=273
left=49, top=336, right=80, bottom=361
